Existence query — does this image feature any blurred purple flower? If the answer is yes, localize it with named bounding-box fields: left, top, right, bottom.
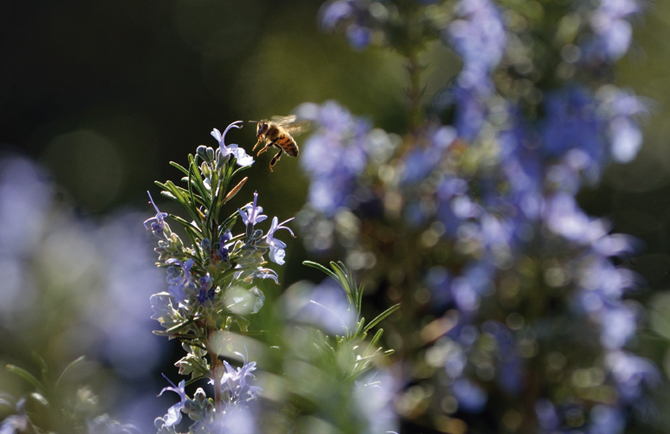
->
left=589, top=405, right=625, bottom=434
left=0, top=398, right=28, bottom=434
left=298, top=101, right=372, bottom=216
left=535, top=399, right=560, bottom=431
left=588, top=0, right=640, bottom=62
left=541, top=88, right=603, bottom=163
left=448, top=0, right=506, bottom=78
left=482, top=321, right=523, bottom=395
left=402, top=126, right=457, bottom=184
left=600, top=304, right=637, bottom=349
left=451, top=378, right=487, bottom=413
left=205, top=406, right=258, bottom=434
left=543, top=193, right=607, bottom=244
left=285, top=279, right=357, bottom=335
left=606, top=351, right=660, bottom=402
left=443, top=0, right=505, bottom=139
left=319, top=0, right=374, bottom=50
left=599, top=88, right=647, bottom=163
left=354, top=370, right=399, bottom=434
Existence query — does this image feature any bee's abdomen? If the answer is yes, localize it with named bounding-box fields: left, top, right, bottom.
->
left=277, top=135, right=299, bottom=157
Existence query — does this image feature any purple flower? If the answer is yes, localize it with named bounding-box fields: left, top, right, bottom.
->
left=211, top=352, right=262, bottom=406
left=451, top=377, right=487, bottom=413
left=263, top=217, right=295, bottom=265
left=298, top=101, right=371, bottom=216
left=205, top=406, right=258, bottom=434
left=319, top=0, right=374, bottom=50
left=543, top=193, right=607, bottom=244
left=252, top=268, right=280, bottom=284
left=402, top=126, right=457, bottom=184
left=541, top=88, right=603, bottom=163
left=285, top=279, right=357, bottom=335
left=157, top=379, right=187, bottom=427
left=150, top=293, right=174, bottom=322
left=589, top=404, right=625, bottom=434
left=211, top=121, right=254, bottom=167
left=321, top=1, right=354, bottom=29
left=599, top=88, right=647, bottom=163
left=535, top=399, right=560, bottom=431
left=606, top=351, right=660, bottom=402
left=0, top=399, right=28, bottom=434
left=143, top=191, right=168, bottom=237
left=448, top=0, right=506, bottom=77
left=346, top=23, right=372, bottom=50
left=353, top=370, right=399, bottom=434
left=196, top=273, right=214, bottom=304
left=165, top=258, right=195, bottom=302
left=239, top=191, right=267, bottom=228
left=442, top=0, right=505, bottom=139
left=219, top=229, right=233, bottom=262
left=588, top=0, right=640, bottom=62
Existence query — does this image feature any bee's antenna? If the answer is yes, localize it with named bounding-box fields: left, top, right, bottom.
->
left=248, top=120, right=258, bottom=124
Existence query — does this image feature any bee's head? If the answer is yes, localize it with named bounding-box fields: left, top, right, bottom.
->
left=256, top=121, right=269, bottom=137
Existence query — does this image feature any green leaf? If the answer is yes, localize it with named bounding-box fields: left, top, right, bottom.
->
left=55, top=356, right=86, bottom=392
left=166, top=319, right=196, bottom=334
left=362, top=303, right=400, bottom=334
left=367, top=328, right=385, bottom=351
left=32, top=352, right=49, bottom=385
left=169, top=161, right=190, bottom=176
left=29, top=392, right=49, bottom=407
left=6, top=365, right=43, bottom=392
left=302, top=260, right=338, bottom=281
left=169, top=215, right=204, bottom=238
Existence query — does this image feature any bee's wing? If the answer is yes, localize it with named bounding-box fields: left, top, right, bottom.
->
left=283, top=120, right=311, bottom=137
left=271, top=114, right=297, bottom=125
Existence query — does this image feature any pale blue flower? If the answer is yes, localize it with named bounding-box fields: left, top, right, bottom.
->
left=211, top=121, right=254, bottom=167
left=253, top=267, right=279, bottom=284
left=239, top=191, right=267, bottom=228
left=157, top=379, right=187, bottom=427
left=264, top=217, right=295, bottom=265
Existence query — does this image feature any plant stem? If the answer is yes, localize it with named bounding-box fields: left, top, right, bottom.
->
left=406, top=50, right=424, bottom=134
left=206, top=331, right=223, bottom=412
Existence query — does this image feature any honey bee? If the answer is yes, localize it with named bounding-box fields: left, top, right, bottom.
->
left=251, top=115, right=309, bottom=171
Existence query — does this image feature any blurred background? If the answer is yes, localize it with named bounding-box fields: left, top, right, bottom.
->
left=1, top=0, right=670, bottom=432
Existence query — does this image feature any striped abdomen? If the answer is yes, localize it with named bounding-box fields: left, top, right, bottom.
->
left=275, top=134, right=299, bottom=157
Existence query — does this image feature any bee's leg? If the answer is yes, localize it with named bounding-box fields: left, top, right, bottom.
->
left=252, top=139, right=263, bottom=152
left=257, top=138, right=280, bottom=156
left=269, top=149, right=283, bottom=172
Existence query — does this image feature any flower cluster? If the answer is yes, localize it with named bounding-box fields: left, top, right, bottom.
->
left=146, top=122, right=293, bottom=432
left=295, top=0, right=656, bottom=432
left=0, top=156, right=167, bottom=432
left=145, top=123, right=398, bottom=434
